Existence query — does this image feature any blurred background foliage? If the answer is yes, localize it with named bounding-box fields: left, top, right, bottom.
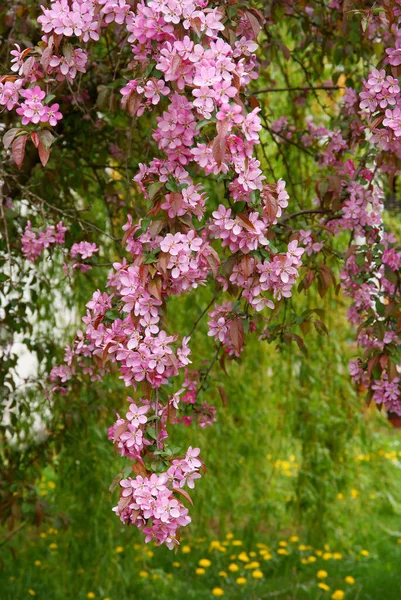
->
left=1, top=0, right=401, bottom=598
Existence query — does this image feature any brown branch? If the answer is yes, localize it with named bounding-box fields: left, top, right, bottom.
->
left=253, top=85, right=344, bottom=95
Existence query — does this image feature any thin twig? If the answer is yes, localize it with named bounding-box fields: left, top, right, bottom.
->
left=187, top=295, right=218, bottom=338
left=253, top=85, right=344, bottom=95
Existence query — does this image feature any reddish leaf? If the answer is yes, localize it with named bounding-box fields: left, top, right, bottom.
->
left=230, top=317, right=244, bottom=353
left=217, top=386, right=228, bottom=408
left=148, top=277, right=162, bottom=301
left=263, top=192, right=279, bottom=223
left=113, top=421, right=128, bottom=442
left=31, top=132, right=40, bottom=148
left=240, top=255, right=253, bottom=278
left=244, top=10, right=262, bottom=38
left=3, top=128, right=21, bottom=150
left=132, top=461, right=149, bottom=478
left=174, top=487, right=194, bottom=507
left=117, top=495, right=132, bottom=512
left=237, top=213, right=256, bottom=232
left=277, top=41, right=291, bottom=60
left=11, top=134, right=27, bottom=169
left=38, top=129, right=55, bottom=149
left=205, top=247, right=220, bottom=277
left=38, top=141, right=51, bottom=167
left=212, top=134, right=226, bottom=166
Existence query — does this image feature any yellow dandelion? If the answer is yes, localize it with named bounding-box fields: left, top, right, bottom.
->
left=315, top=550, right=323, bottom=556
left=277, top=548, right=289, bottom=556
left=318, top=583, right=330, bottom=591
left=398, top=539, right=401, bottom=544
left=249, top=551, right=256, bottom=557
left=307, top=556, right=317, bottom=563
left=172, top=562, right=180, bottom=568
left=139, top=571, right=149, bottom=578
left=195, top=568, right=205, bottom=575
left=238, top=552, right=249, bottom=562
left=337, top=493, right=344, bottom=500
left=230, top=555, right=236, bottom=560
left=290, top=536, right=299, bottom=542
left=245, top=561, right=260, bottom=569
left=236, top=577, right=247, bottom=585
left=87, top=593, right=95, bottom=599
left=166, top=574, right=173, bottom=580
left=218, top=571, right=228, bottom=577
left=152, top=574, right=161, bottom=580
left=40, top=533, right=47, bottom=538
left=28, top=590, right=36, bottom=596
left=104, top=598, right=111, bottom=600
left=322, top=552, right=332, bottom=560
left=48, top=481, right=56, bottom=489
left=301, top=558, right=308, bottom=564
left=333, top=552, right=342, bottom=560
left=228, top=563, right=239, bottom=572
left=299, top=544, right=308, bottom=551
left=146, top=550, right=154, bottom=558
left=49, top=543, right=58, bottom=550
left=331, top=591, right=345, bottom=600
left=232, top=540, right=243, bottom=546
left=278, top=541, right=287, bottom=547
left=345, top=576, right=355, bottom=585
left=199, top=559, right=211, bottom=568
left=360, top=549, right=369, bottom=557
left=252, top=569, right=263, bottom=579
left=262, top=553, right=272, bottom=561
left=317, top=570, right=328, bottom=579
left=115, top=546, right=124, bottom=553
left=226, top=533, right=234, bottom=540
left=34, top=561, right=41, bottom=566
left=212, top=588, right=224, bottom=597
left=351, top=489, right=359, bottom=499
left=181, top=545, right=191, bottom=553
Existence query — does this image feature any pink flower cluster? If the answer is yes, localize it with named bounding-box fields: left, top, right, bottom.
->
left=21, top=220, right=67, bottom=262
left=113, top=446, right=202, bottom=549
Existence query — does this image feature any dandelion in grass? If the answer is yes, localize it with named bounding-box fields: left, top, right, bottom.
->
left=87, top=593, right=95, bottom=599
left=181, top=545, right=191, bottom=553
left=345, top=576, right=355, bottom=585
left=318, top=583, right=330, bottom=591
left=238, top=552, right=249, bottom=562
left=360, top=549, right=369, bottom=556
left=219, top=571, right=228, bottom=577
left=331, top=592, right=345, bottom=600
left=139, top=571, right=149, bottom=578
left=228, top=563, right=239, bottom=572
left=34, top=561, right=41, bottom=566
left=317, top=570, right=328, bottom=579
left=236, top=577, right=247, bottom=585
left=212, top=589, right=225, bottom=597
left=199, top=558, right=211, bottom=567
left=277, top=548, right=289, bottom=556
left=115, top=546, right=124, bottom=553
left=28, top=590, right=36, bottom=596
left=173, top=562, right=180, bottom=568
left=252, top=569, right=263, bottom=579
left=195, top=568, right=205, bottom=575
